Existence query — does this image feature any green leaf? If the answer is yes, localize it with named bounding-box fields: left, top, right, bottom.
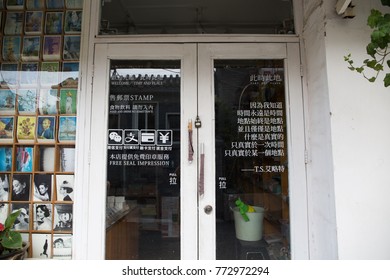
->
left=356, top=67, right=364, bottom=73
left=366, top=43, right=377, bottom=58
left=4, top=209, right=20, bottom=229
left=368, top=10, right=383, bottom=28
left=366, top=59, right=377, bottom=68
left=0, top=231, right=22, bottom=249
left=384, top=73, right=390, bottom=87
left=368, top=77, right=377, bottom=82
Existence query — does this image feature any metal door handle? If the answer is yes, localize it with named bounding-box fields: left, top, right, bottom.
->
left=204, top=205, right=213, bottom=214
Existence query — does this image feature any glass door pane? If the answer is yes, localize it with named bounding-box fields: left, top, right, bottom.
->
left=214, top=60, right=290, bottom=260
left=105, top=60, right=181, bottom=259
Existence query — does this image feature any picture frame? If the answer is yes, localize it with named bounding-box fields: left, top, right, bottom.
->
left=17, top=88, right=37, bottom=115
left=43, top=35, right=62, bottom=60
left=0, top=89, right=16, bottom=114
left=38, top=88, right=58, bottom=114
left=4, top=12, right=24, bottom=35
left=11, top=174, right=31, bottom=201
left=0, top=116, right=15, bottom=143
left=36, top=115, right=56, bottom=142
left=38, top=146, right=55, bottom=172
left=53, top=234, right=72, bottom=259
left=33, top=174, right=53, bottom=201
left=16, top=116, right=36, bottom=143
left=20, top=62, right=39, bottom=85
left=11, top=203, right=30, bottom=231
left=33, top=203, right=52, bottom=231
left=32, top=233, right=51, bottom=258
left=6, top=0, right=25, bottom=10
left=61, top=62, right=79, bottom=87
left=53, top=204, right=73, bottom=232
left=56, top=174, right=74, bottom=201
left=40, top=61, right=59, bottom=86
left=45, top=12, right=63, bottom=34
left=15, top=146, right=34, bottom=171
left=63, top=35, right=80, bottom=60
left=2, top=36, right=21, bottom=61
left=25, top=11, right=44, bottom=35
left=46, top=0, right=64, bottom=9
left=0, top=147, right=12, bottom=171
left=58, top=116, right=76, bottom=142
left=22, top=36, right=41, bottom=61
left=64, top=10, right=82, bottom=33
left=0, top=173, right=10, bottom=201
left=26, top=0, right=45, bottom=10
left=59, top=89, right=77, bottom=114
left=59, top=147, right=75, bottom=172
left=0, top=63, right=19, bottom=86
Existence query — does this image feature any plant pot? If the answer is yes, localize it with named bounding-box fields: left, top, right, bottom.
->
left=0, top=242, right=30, bottom=260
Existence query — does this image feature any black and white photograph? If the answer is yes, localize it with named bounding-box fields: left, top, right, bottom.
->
left=11, top=203, right=30, bottom=230
left=33, top=174, right=53, bottom=201
left=11, top=174, right=31, bottom=201
left=54, top=204, right=73, bottom=231
left=25, top=11, right=43, bottom=34
left=33, top=203, right=52, bottom=230
left=64, top=10, right=82, bottom=33
left=4, top=12, right=24, bottom=35
left=53, top=234, right=72, bottom=259
left=0, top=173, right=10, bottom=201
left=22, top=36, right=41, bottom=61
left=32, top=233, right=51, bottom=258
left=0, top=202, right=8, bottom=224
left=56, top=175, right=74, bottom=201
left=45, top=12, right=63, bottom=34
left=38, top=146, right=55, bottom=172
left=63, top=35, right=80, bottom=60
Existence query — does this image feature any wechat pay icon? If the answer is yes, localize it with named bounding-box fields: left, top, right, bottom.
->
left=108, top=130, right=123, bottom=145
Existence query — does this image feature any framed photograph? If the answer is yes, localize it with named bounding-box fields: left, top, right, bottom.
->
left=63, top=35, right=80, bottom=60
left=38, top=146, right=55, bottom=172
left=15, top=146, right=34, bottom=172
left=2, top=36, right=21, bottom=61
left=46, top=0, right=64, bottom=9
left=58, top=116, right=76, bottom=142
left=59, top=89, right=77, bottom=114
left=45, top=12, right=63, bottom=34
left=33, top=203, right=52, bottom=231
left=25, top=11, right=43, bottom=34
left=38, top=88, right=58, bottom=114
left=40, top=61, right=59, bottom=86
left=16, top=116, right=36, bottom=143
left=1, top=63, right=18, bottom=86
left=56, top=175, right=74, bottom=201
left=17, top=88, right=37, bottom=114
left=11, top=203, right=30, bottom=231
left=20, top=62, right=39, bottom=85
left=4, top=12, right=24, bottom=35
left=0, top=173, right=10, bottom=201
left=43, top=35, right=61, bottom=60
left=61, top=62, right=79, bottom=87
left=0, top=203, right=9, bottom=224
left=33, top=174, right=53, bottom=201
left=6, top=0, right=25, bottom=10
left=53, top=234, right=72, bottom=259
left=22, top=36, right=41, bottom=61
left=11, top=174, right=31, bottom=201
left=0, top=147, right=12, bottom=171
left=59, top=147, right=75, bottom=172
left=54, top=204, right=73, bottom=231
left=0, top=89, right=16, bottom=114
left=0, top=116, right=14, bottom=143
left=64, top=10, right=82, bottom=33
left=26, top=0, right=45, bottom=9
left=32, top=233, right=51, bottom=258
left=36, top=115, right=56, bottom=142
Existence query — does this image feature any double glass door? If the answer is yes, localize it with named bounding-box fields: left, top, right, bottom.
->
left=88, top=43, right=308, bottom=260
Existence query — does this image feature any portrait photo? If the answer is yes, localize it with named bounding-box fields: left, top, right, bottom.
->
left=11, top=203, right=30, bottom=231
left=0, top=173, right=10, bottom=201
left=33, top=203, right=52, bottom=231
left=33, top=174, right=53, bottom=201
left=56, top=175, right=74, bottom=201
left=11, top=174, right=31, bottom=201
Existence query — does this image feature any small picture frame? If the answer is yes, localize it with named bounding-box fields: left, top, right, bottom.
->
left=0, top=116, right=15, bottom=143
left=58, top=116, right=76, bottom=142
left=25, top=11, right=44, bottom=35
left=17, top=88, right=37, bottom=115
left=45, top=12, right=63, bottom=34
left=0, top=89, right=16, bottom=114
left=11, top=174, right=31, bottom=201
left=20, top=62, right=39, bottom=85
left=4, top=12, right=24, bottom=35
left=32, top=233, right=51, bottom=258
left=15, top=146, right=34, bottom=171
left=40, top=61, right=59, bottom=86
left=22, top=36, right=41, bottom=61
left=36, top=115, right=56, bottom=142
left=56, top=175, right=74, bottom=201
left=38, top=88, right=58, bottom=115
left=2, top=36, right=21, bottom=61
left=33, top=174, right=53, bottom=201
left=59, top=89, right=77, bottom=114
left=46, top=0, right=64, bottom=9
left=0, top=147, right=12, bottom=171
left=63, top=35, right=80, bottom=60
left=11, top=203, right=30, bottom=231
left=33, top=204, right=52, bottom=231
left=39, top=146, right=55, bottom=172
left=54, top=204, right=73, bottom=231
left=53, top=234, right=72, bottom=259
left=43, top=35, right=62, bottom=61
left=0, top=174, right=10, bottom=201
left=64, top=10, right=82, bottom=34
left=59, top=147, right=75, bottom=172
left=16, top=116, right=36, bottom=143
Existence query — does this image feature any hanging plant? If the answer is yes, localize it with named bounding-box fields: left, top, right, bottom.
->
left=344, top=0, right=390, bottom=87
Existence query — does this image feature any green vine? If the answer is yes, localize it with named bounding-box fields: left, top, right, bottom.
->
left=344, top=0, right=390, bottom=87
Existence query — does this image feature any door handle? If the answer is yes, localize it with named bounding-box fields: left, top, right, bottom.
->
left=204, top=205, right=213, bottom=214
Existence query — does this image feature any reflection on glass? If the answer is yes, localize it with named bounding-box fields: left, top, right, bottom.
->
left=215, top=60, right=290, bottom=260
left=106, top=60, right=181, bottom=260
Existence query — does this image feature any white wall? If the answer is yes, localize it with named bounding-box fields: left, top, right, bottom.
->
left=303, top=0, right=390, bottom=259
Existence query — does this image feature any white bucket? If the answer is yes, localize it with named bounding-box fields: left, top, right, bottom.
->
left=233, top=206, right=265, bottom=241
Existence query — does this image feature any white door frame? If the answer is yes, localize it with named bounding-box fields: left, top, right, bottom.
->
left=74, top=41, right=308, bottom=260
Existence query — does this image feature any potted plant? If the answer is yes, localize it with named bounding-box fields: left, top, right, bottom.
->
left=0, top=210, right=29, bottom=260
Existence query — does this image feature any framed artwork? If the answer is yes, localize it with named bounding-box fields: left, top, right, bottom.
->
left=56, top=175, right=74, bottom=201
left=38, top=88, right=58, bottom=114
left=0, top=116, right=14, bottom=142
left=11, top=203, right=30, bottom=231
left=26, top=0, right=45, bottom=9
left=33, top=174, right=53, bottom=201
left=20, top=62, right=39, bottom=85
left=64, top=10, right=82, bottom=33
left=6, top=0, right=25, bottom=10
left=45, top=12, right=63, bottom=34
left=0, top=147, right=12, bottom=171
left=63, top=35, right=80, bottom=60
left=32, top=233, right=51, bottom=258
left=59, top=147, right=75, bottom=172
left=59, top=89, right=77, bottom=114
left=58, top=116, right=76, bottom=142
left=43, top=35, right=61, bottom=60
left=36, top=115, right=56, bottom=142
left=25, top=11, right=44, bottom=34
left=4, top=12, right=24, bottom=35
left=11, top=174, right=31, bottom=201
left=2, top=36, right=21, bottom=61
left=15, top=146, right=34, bottom=171
left=61, top=62, right=79, bottom=87
left=17, top=88, right=37, bottom=114
left=1, top=63, right=19, bottom=86
left=33, top=203, right=52, bottom=231
left=0, top=89, right=16, bottom=114
left=46, top=0, right=64, bottom=9
left=0, top=173, right=10, bottom=201
left=22, top=36, right=41, bottom=61
left=38, top=146, right=55, bottom=172
left=16, top=116, right=36, bottom=143
left=53, top=234, right=72, bottom=259
left=54, top=204, right=72, bottom=231
left=40, top=61, right=59, bottom=86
